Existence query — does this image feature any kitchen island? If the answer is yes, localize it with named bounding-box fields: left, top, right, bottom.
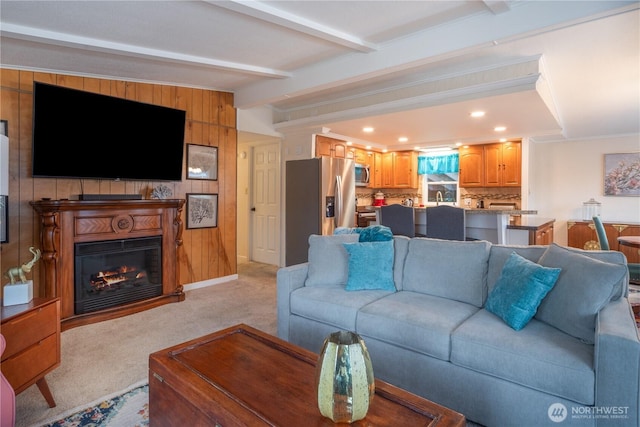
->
left=371, top=206, right=541, bottom=244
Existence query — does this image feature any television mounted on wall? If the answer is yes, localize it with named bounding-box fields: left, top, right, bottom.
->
left=32, top=82, right=186, bottom=181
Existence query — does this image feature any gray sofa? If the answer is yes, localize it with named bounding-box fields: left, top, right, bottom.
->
left=277, top=234, right=640, bottom=427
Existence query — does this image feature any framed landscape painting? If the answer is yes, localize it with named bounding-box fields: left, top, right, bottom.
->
left=604, top=152, right=640, bottom=196
left=186, top=193, right=218, bottom=229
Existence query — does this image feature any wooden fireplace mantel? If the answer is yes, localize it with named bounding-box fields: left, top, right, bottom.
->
left=30, top=199, right=185, bottom=331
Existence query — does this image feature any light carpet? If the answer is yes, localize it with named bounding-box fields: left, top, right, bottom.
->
left=16, top=262, right=278, bottom=427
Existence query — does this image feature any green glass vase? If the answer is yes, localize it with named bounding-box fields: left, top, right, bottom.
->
left=315, top=331, right=375, bottom=423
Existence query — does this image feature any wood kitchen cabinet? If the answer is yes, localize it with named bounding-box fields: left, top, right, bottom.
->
left=392, top=151, right=418, bottom=188
left=459, top=145, right=484, bottom=187
left=568, top=220, right=640, bottom=263
left=371, top=152, right=383, bottom=188
left=460, top=141, right=521, bottom=187
left=378, top=151, right=418, bottom=188
left=1, top=297, right=60, bottom=407
left=484, top=142, right=521, bottom=186
left=315, top=135, right=348, bottom=158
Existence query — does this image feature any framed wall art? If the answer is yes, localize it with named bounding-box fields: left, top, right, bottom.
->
left=186, top=193, right=218, bottom=229
left=187, top=144, right=218, bottom=180
left=604, top=152, right=640, bottom=196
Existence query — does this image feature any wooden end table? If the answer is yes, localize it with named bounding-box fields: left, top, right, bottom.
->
left=149, top=324, right=466, bottom=426
left=1, top=297, right=60, bottom=407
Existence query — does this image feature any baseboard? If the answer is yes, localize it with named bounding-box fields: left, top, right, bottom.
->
left=183, top=274, right=238, bottom=291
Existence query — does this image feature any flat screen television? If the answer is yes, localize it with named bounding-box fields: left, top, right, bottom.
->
left=32, top=82, right=186, bottom=181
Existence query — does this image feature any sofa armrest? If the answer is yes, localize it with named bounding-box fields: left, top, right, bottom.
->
left=277, top=263, right=309, bottom=341
left=595, top=298, right=640, bottom=426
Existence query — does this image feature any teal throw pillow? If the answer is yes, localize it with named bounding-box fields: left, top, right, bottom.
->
left=358, top=225, right=393, bottom=242
left=485, top=252, right=561, bottom=331
left=342, top=240, right=396, bottom=291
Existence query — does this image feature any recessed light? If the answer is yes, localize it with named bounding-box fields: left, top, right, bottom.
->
left=399, top=137, right=408, bottom=142
left=470, top=111, right=485, bottom=118
left=499, top=138, right=507, bottom=142
left=382, top=149, right=388, bottom=153
left=363, top=127, right=374, bottom=133
left=494, top=126, right=507, bottom=132
left=365, top=145, right=371, bottom=149
left=346, top=141, right=353, bottom=145
left=455, top=142, right=462, bottom=147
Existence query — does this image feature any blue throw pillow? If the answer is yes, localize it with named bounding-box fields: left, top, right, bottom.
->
left=342, top=240, right=396, bottom=291
left=485, top=252, right=561, bottom=331
left=358, top=225, right=393, bottom=242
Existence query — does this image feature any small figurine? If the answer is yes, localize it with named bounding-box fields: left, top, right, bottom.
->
left=5, top=247, right=41, bottom=284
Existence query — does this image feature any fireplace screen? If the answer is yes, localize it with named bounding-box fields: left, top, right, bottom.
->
left=75, top=236, right=162, bottom=314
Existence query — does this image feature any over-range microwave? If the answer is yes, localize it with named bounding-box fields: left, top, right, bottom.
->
left=355, top=163, right=370, bottom=187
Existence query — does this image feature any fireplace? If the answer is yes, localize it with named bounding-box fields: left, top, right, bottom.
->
left=31, top=199, right=185, bottom=330
left=75, top=236, right=163, bottom=314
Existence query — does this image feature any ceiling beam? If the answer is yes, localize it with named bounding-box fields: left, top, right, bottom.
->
left=233, top=1, right=637, bottom=108
left=0, top=23, right=291, bottom=79
left=207, top=0, right=378, bottom=53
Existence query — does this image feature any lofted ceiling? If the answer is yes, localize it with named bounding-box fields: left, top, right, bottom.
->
left=1, top=1, right=638, bottom=150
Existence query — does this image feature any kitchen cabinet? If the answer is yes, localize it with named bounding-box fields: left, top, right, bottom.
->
left=1, top=297, right=60, bottom=407
left=484, top=142, right=521, bottom=187
left=378, top=152, right=418, bottom=188
left=392, top=151, right=418, bottom=188
left=315, top=135, right=347, bottom=158
left=459, top=145, right=484, bottom=187
left=351, top=148, right=369, bottom=164
left=567, top=220, right=640, bottom=263
left=371, top=152, right=383, bottom=188
left=459, top=142, right=521, bottom=188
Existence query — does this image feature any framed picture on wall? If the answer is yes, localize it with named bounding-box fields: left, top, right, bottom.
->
left=187, top=144, right=218, bottom=181
left=604, top=152, right=640, bottom=196
left=186, top=193, right=218, bottom=229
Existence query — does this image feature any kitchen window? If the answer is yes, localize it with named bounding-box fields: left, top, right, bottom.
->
left=418, top=152, right=459, bottom=205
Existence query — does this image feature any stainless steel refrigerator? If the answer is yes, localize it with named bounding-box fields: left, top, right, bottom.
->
left=285, top=157, right=356, bottom=266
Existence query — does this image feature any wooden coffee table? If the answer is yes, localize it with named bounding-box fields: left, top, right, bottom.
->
left=149, top=324, right=466, bottom=426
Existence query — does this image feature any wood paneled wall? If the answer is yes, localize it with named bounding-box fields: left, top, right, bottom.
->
left=0, top=69, right=237, bottom=296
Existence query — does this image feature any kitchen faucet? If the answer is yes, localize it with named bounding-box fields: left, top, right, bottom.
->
left=436, top=191, right=443, bottom=206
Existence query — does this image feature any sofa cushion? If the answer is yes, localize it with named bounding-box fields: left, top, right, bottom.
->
left=451, top=309, right=595, bottom=405
left=485, top=252, right=561, bottom=330
left=343, top=241, right=396, bottom=291
left=402, top=238, right=491, bottom=307
left=305, top=234, right=359, bottom=287
left=290, top=285, right=392, bottom=330
left=358, top=225, right=394, bottom=242
left=487, top=245, right=547, bottom=294
left=535, top=244, right=628, bottom=344
left=357, top=291, right=479, bottom=361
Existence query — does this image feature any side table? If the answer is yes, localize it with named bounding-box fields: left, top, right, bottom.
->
left=1, top=297, right=60, bottom=407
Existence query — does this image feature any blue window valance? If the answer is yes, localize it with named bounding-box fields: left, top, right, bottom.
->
left=418, top=153, right=459, bottom=174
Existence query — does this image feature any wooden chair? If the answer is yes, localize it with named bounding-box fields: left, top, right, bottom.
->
left=426, top=205, right=466, bottom=241
left=380, top=204, right=415, bottom=237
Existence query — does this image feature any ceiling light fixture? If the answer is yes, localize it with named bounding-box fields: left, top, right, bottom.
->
left=494, top=126, right=507, bottom=132
left=346, top=141, right=353, bottom=145
left=363, top=127, right=374, bottom=133
left=399, top=137, right=408, bottom=142
left=470, top=111, right=485, bottom=118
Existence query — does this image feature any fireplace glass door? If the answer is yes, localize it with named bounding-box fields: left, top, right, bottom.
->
left=75, top=236, right=162, bottom=314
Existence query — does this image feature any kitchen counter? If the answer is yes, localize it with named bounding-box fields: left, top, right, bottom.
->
left=368, top=205, right=541, bottom=244
left=507, top=217, right=555, bottom=230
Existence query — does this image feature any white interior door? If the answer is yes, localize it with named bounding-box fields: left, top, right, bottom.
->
left=251, top=142, right=280, bottom=265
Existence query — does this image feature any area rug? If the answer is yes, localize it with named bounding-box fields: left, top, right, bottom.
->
left=37, top=381, right=149, bottom=427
